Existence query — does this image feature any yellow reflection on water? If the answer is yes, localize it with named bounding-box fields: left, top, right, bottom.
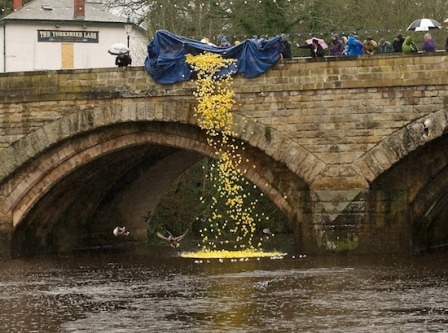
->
left=180, top=249, right=286, bottom=259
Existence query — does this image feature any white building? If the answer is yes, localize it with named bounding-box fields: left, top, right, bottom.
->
left=0, top=0, right=148, bottom=72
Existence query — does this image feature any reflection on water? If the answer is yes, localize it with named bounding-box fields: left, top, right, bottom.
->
left=0, top=247, right=447, bottom=333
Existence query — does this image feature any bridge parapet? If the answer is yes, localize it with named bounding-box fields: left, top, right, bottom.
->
left=1, top=52, right=447, bottom=100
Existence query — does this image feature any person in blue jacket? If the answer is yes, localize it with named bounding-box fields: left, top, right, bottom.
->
left=346, top=35, right=364, bottom=56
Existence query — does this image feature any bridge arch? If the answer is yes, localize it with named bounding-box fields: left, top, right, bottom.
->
left=368, top=127, right=448, bottom=252
left=0, top=97, right=325, bottom=189
left=1, top=106, right=309, bottom=255
left=355, top=108, right=448, bottom=185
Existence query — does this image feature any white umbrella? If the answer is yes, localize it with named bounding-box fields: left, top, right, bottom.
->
left=108, top=43, right=130, bottom=55
left=407, top=18, right=442, bottom=31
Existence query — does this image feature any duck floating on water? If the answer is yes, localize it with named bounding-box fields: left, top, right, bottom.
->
left=113, top=226, right=130, bottom=237
left=156, top=229, right=188, bottom=248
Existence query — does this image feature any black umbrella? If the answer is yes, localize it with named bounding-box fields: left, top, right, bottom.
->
left=407, top=18, right=442, bottom=31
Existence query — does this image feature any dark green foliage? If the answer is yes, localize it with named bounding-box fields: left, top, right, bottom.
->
left=148, top=157, right=291, bottom=242
left=105, top=0, right=448, bottom=48
left=0, top=0, right=33, bottom=18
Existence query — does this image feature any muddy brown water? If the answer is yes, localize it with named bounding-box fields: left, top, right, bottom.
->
left=0, top=245, right=446, bottom=333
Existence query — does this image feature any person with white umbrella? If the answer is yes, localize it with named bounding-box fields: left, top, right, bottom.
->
left=108, top=43, right=130, bottom=55
left=407, top=18, right=442, bottom=32
left=108, top=43, right=132, bottom=67
left=421, top=33, right=436, bottom=52
left=115, top=53, right=132, bottom=67
left=406, top=18, right=440, bottom=53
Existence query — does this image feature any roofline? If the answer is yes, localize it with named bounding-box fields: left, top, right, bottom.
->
left=1, top=18, right=125, bottom=24
left=0, top=19, right=147, bottom=34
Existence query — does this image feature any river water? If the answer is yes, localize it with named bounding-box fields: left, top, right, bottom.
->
left=0, top=245, right=447, bottom=333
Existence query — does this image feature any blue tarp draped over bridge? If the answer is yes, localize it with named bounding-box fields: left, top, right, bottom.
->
left=144, top=30, right=284, bottom=84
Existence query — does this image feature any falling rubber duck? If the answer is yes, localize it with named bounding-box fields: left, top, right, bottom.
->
left=113, top=226, right=130, bottom=237
left=156, top=229, right=188, bottom=248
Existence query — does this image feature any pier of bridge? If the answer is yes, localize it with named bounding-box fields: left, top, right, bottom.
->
left=0, top=52, right=447, bottom=256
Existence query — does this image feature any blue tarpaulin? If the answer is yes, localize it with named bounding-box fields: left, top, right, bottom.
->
left=144, top=30, right=284, bottom=84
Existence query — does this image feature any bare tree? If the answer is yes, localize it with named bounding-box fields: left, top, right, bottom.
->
left=103, top=0, right=448, bottom=48
left=0, top=0, right=33, bottom=17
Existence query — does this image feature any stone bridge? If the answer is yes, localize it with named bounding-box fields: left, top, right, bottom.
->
left=1, top=52, right=448, bottom=257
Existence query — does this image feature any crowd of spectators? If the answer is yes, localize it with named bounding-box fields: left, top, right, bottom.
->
left=298, top=32, right=445, bottom=58
left=201, top=32, right=448, bottom=60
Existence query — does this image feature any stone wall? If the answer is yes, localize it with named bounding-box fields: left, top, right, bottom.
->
left=0, top=52, right=447, bottom=256
left=1, top=53, right=447, bottom=190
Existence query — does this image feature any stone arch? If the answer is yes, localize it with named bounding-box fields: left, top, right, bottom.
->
left=368, top=128, right=448, bottom=252
left=0, top=100, right=324, bottom=192
left=0, top=106, right=311, bottom=254
left=342, top=107, right=448, bottom=253
left=0, top=100, right=318, bottom=229
left=4, top=123, right=301, bottom=223
left=410, top=168, right=448, bottom=252
left=354, top=108, right=448, bottom=185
